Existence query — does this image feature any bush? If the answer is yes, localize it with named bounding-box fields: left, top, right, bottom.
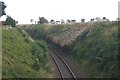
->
left=64, top=23, right=118, bottom=78
left=2, top=28, right=50, bottom=78
left=5, top=16, right=16, bottom=27
left=30, top=41, right=48, bottom=67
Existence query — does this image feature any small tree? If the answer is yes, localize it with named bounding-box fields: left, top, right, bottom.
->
left=81, top=18, right=85, bottom=22
left=102, top=17, right=106, bottom=20
left=61, top=19, right=65, bottom=24
left=38, top=17, right=48, bottom=24
left=50, top=19, right=55, bottom=24
left=95, top=17, right=101, bottom=22
left=66, top=19, right=71, bottom=23
left=30, top=19, right=33, bottom=24
left=102, top=17, right=107, bottom=21
left=71, top=20, right=76, bottom=23
left=90, top=18, right=94, bottom=22
left=5, top=15, right=16, bottom=27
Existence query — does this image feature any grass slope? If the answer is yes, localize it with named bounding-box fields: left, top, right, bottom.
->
left=23, top=22, right=118, bottom=78
left=24, top=24, right=46, bottom=40
left=64, top=23, right=118, bottom=78
left=2, top=28, right=51, bottom=78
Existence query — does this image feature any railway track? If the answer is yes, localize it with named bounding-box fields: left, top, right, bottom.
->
left=48, top=46, right=76, bottom=80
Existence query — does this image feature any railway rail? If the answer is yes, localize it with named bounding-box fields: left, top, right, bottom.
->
left=48, top=46, right=76, bottom=80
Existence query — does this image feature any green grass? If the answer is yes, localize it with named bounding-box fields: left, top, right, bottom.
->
left=23, top=22, right=119, bottom=78
left=24, top=24, right=46, bottom=40
left=65, top=23, right=118, bottom=78
left=2, top=28, right=51, bottom=78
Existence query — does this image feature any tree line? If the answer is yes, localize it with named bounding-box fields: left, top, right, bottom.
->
left=30, top=16, right=112, bottom=25
left=1, top=1, right=118, bottom=26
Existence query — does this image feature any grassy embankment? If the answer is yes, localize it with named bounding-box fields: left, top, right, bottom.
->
left=2, top=27, right=52, bottom=78
left=24, top=22, right=118, bottom=78
left=65, top=23, right=118, bottom=78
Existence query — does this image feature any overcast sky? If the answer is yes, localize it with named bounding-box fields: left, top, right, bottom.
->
left=0, top=0, right=119, bottom=24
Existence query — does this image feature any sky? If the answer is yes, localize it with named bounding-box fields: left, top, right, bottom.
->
left=0, top=0, right=119, bottom=24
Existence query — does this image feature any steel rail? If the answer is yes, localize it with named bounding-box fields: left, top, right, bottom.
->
left=48, top=46, right=77, bottom=80
left=49, top=50, right=64, bottom=79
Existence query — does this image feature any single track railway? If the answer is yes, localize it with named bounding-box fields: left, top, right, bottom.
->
left=48, top=46, right=76, bottom=80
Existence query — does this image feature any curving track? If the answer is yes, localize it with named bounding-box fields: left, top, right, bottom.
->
left=48, top=46, right=76, bottom=80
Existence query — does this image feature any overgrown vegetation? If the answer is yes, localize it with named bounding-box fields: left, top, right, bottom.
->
left=2, top=28, right=51, bottom=78
left=63, top=23, right=118, bottom=78
left=24, top=24, right=46, bottom=40
left=24, top=22, right=118, bottom=78
left=4, top=16, right=17, bottom=27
